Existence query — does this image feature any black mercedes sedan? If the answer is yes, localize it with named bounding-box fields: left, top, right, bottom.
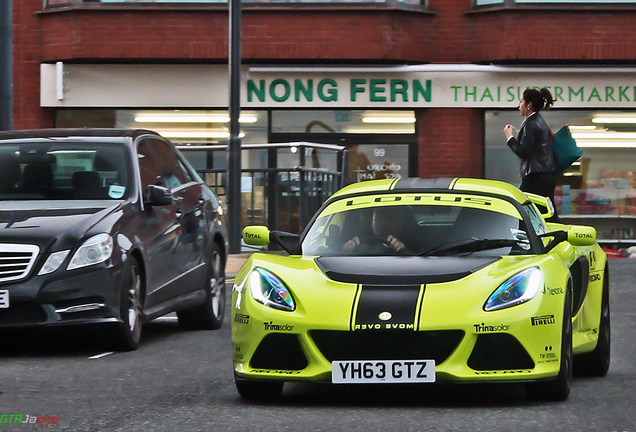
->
left=0, top=129, right=228, bottom=350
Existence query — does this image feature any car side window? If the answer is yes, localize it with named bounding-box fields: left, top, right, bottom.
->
left=521, top=203, right=547, bottom=235
left=137, top=141, right=163, bottom=190
left=146, top=139, right=193, bottom=190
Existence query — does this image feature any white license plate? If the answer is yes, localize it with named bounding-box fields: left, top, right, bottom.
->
left=332, top=360, right=435, bottom=384
left=0, top=290, right=8, bottom=308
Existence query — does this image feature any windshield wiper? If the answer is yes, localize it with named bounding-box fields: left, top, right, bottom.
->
left=418, top=237, right=528, bottom=257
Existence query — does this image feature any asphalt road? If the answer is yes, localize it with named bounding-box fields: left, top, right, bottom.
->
left=1, top=260, right=635, bottom=432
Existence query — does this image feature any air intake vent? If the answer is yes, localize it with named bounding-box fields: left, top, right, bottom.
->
left=0, top=244, right=40, bottom=283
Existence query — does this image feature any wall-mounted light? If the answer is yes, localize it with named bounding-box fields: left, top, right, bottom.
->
left=361, top=111, right=415, bottom=124
left=345, top=127, right=414, bottom=134
left=135, top=114, right=258, bottom=123
left=567, top=125, right=598, bottom=130
left=362, top=117, right=416, bottom=124
left=575, top=140, right=636, bottom=148
left=573, top=132, right=636, bottom=140
left=156, top=130, right=245, bottom=139
left=592, top=117, right=636, bottom=124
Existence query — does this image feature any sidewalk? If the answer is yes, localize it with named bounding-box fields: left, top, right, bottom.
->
left=226, top=252, right=253, bottom=279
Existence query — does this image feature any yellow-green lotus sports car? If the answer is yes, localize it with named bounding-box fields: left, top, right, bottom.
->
left=232, top=178, right=610, bottom=401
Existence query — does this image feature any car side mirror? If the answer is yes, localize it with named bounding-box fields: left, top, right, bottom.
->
left=144, top=185, right=173, bottom=206
left=243, top=225, right=300, bottom=254
left=243, top=225, right=271, bottom=246
left=538, top=225, right=596, bottom=252
left=567, top=225, right=597, bottom=246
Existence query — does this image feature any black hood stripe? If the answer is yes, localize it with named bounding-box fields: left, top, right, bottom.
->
left=352, top=284, right=425, bottom=331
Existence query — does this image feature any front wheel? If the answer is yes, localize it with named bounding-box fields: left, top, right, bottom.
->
left=235, top=375, right=284, bottom=400
left=177, top=243, right=226, bottom=330
left=108, top=255, right=143, bottom=351
left=527, top=287, right=572, bottom=401
left=575, top=267, right=611, bottom=376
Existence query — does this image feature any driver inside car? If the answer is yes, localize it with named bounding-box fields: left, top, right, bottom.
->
left=343, top=206, right=409, bottom=253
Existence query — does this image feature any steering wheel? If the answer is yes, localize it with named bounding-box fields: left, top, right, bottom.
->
left=349, top=235, right=412, bottom=255
left=357, top=235, right=392, bottom=247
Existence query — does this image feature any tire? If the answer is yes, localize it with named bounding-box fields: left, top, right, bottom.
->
left=109, top=255, right=143, bottom=351
left=575, top=268, right=611, bottom=377
left=177, top=243, right=226, bottom=330
left=527, top=287, right=573, bottom=401
left=235, top=375, right=284, bottom=400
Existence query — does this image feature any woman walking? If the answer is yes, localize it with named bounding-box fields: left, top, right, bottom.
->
left=503, top=87, right=559, bottom=222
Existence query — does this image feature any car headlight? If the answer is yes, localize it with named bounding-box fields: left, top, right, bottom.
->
left=484, top=267, right=542, bottom=312
left=67, top=234, right=114, bottom=270
left=249, top=267, right=295, bottom=311
left=38, top=250, right=70, bottom=275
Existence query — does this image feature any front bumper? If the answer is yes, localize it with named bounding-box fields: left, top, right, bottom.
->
left=232, top=284, right=565, bottom=385
left=0, top=264, right=124, bottom=329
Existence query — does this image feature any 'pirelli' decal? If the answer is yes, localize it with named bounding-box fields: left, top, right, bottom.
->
left=350, top=284, right=425, bottom=331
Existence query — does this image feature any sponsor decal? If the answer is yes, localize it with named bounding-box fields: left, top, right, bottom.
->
left=542, top=286, right=564, bottom=296
left=345, top=195, right=492, bottom=208
left=354, top=323, right=415, bottom=330
left=234, top=313, right=250, bottom=324
left=474, top=370, right=532, bottom=375
left=473, top=323, right=510, bottom=333
left=575, top=232, right=593, bottom=239
left=263, top=321, right=294, bottom=332
left=251, top=369, right=302, bottom=375
left=244, top=232, right=262, bottom=240
left=531, top=315, right=556, bottom=326
left=539, top=346, right=558, bottom=363
left=589, top=273, right=601, bottom=282
left=539, top=353, right=558, bottom=363
left=0, top=414, right=60, bottom=426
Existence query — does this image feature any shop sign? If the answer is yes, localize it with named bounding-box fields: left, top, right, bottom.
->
left=40, top=64, right=636, bottom=109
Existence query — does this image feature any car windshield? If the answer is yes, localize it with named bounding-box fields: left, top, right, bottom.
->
left=0, top=142, right=130, bottom=201
left=302, top=194, right=532, bottom=257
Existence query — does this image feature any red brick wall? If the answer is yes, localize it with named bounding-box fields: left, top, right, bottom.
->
left=37, top=9, right=433, bottom=63
left=465, top=9, right=636, bottom=63
left=416, top=109, right=484, bottom=178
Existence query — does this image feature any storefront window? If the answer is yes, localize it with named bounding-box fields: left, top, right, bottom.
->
left=485, top=109, right=636, bottom=246
left=348, top=143, right=409, bottom=184
left=55, top=108, right=268, bottom=186
left=475, top=0, right=636, bottom=5
left=271, top=110, right=415, bottom=134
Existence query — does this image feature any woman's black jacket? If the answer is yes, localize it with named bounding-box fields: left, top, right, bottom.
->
left=507, top=113, right=557, bottom=177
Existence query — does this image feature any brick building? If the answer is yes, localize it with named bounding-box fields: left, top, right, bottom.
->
left=10, top=0, right=636, bottom=242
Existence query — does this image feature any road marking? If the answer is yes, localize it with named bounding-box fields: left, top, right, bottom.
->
left=89, top=352, right=114, bottom=360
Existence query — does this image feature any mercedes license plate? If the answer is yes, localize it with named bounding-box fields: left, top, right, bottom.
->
left=0, top=290, right=8, bottom=308
left=332, top=360, right=435, bottom=384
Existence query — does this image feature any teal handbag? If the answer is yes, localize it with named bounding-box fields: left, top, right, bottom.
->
left=553, top=125, right=583, bottom=173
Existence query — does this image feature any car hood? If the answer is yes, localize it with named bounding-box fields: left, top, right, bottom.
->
left=315, top=256, right=501, bottom=284
left=0, top=201, right=123, bottom=249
